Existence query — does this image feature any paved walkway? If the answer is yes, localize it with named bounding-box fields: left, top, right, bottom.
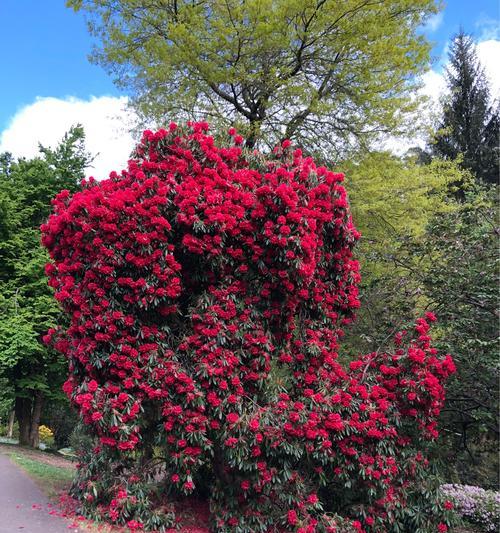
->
left=0, top=452, right=82, bottom=532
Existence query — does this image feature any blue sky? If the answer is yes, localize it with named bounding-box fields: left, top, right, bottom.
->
left=0, top=1, right=498, bottom=176
left=0, top=1, right=119, bottom=130
left=423, top=0, right=499, bottom=63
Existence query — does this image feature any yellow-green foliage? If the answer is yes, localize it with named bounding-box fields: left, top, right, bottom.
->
left=68, top=0, right=438, bottom=155
left=38, top=424, right=54, bottom=444
left=343, top=153, right=470, bottom=278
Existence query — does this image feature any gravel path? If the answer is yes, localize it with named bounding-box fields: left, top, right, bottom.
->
left=0, top=452, right=82, bottom=532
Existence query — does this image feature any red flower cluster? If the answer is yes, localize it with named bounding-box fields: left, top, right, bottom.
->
left=41, top=123, right=455, bottom=532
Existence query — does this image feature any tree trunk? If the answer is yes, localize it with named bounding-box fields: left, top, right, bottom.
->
left=139, top=402, right=160, bottom=472
left=7, top=410, right=15, bottom=438
left=245, top=116, right=263, bottom=149
left=213, top=444, right=231, bottom=486
left=29, top=391, right=44, bottom=448
left=15, top=396, right=32, bottom=446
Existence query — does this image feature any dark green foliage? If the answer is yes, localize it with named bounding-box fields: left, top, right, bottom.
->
left=41, top=400, right=79, bottom=448
left=68, top=421, right=95, bottom=456
left=413, top=188, right=499, bottom=487
left=433, top=31, right=500, bottom=185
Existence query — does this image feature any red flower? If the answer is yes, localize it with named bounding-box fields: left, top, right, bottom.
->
left=425, top=311, right=437, bottom=322
left=307, top=493, right=319, bottom=505
left=287, top=510, right=298, bottom=526
left=226, top=412, right=239, bottom=425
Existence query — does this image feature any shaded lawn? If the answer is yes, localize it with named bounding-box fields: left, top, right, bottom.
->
left=0, top=443, right=75, bottom=499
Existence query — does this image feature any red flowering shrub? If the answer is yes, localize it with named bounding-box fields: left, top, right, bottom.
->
left=42, top=123, right=456, bottom=532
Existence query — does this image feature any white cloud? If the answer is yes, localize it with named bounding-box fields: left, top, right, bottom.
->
left=0, top=96, right=139, bottom=179
left=475, top=14, right=500, bottom=41
left=419, top=69, right=446, bottom=99
left=477, top=40, right=500, bottom=98
left=378, top=70, right=447, bottom=154
left=422, top=11, right=444, bottom=33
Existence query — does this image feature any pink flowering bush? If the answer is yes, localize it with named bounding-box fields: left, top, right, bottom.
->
left=441, top=485, right=500, bottom=532
left=42, top=123, right=457, bottom=532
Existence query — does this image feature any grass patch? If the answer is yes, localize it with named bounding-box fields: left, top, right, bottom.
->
left=8, top=451, right=75, bottom=498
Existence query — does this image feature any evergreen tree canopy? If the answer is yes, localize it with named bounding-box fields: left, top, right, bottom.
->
left=433, top=31, right=499, bottom=184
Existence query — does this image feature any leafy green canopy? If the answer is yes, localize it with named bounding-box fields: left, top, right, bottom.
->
left=68, top=0, right=438, bottom=156
left=344, top=152, right=466, bottom=279
left=0, top=127, right=92, bottom=409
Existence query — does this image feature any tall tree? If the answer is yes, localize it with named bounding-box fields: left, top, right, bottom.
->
left=433, top=31, right=499, bottom=184
left=68, top=0, right=439, bottom=157
left=0, top=126, right=92, bottom=447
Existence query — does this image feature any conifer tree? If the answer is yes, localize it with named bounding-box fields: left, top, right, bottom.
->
left=433, top=31, right=499, bottom=184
